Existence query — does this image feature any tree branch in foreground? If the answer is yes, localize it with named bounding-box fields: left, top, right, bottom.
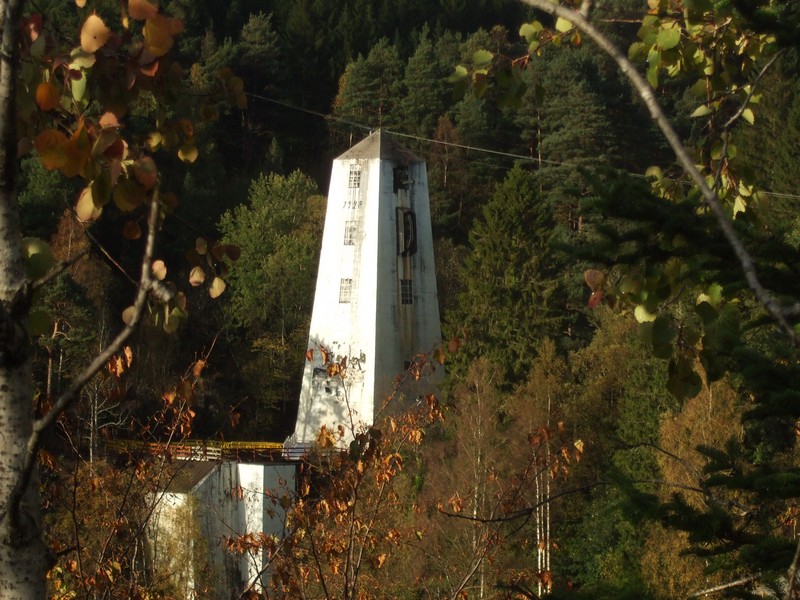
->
left=688, top=574, right=760, bottom=598
left=517, top=0, right=799, bottom=346
left=7, top=190, right=167, bottom=532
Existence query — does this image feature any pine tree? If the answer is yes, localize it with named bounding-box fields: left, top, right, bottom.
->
left=450, top=165, right=562, bottom=385
left=332, top=38, right=405, bottom=142
left=399, top=26, right=451, bottom=138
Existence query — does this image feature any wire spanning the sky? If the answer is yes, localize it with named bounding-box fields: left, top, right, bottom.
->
left=245, top=91, right=800, bottom=202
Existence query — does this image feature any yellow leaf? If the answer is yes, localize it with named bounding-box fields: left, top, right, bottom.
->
left=80, top=14, right=110, bottom=53
left=121, top=305, right=136, bottom=325
left=145, top=131, right=163, bottom=151
left=741, top=107, right=755, bottom=125
left=76, top=0, right=87, bottom=6
left=75, top=187, right=101, bottom=221
left=188, top=266, right=205, bottom=286
left=178, top=142, right=198, bottom=163
left=555, top=17, right=573, bottom=33
left=733, top=195, right=747, bottom=217
left=151, top=259, right=167, bottom=281
left=209, top=277, right=226, bottom=299
left=634, top=305, right=657, bottom=323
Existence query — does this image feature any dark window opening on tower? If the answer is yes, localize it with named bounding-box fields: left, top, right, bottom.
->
left=401, top=279, right=413, bottom=304
left=348, top=164, right=361, bottom=189
left=396, top=207, right=417, bottom=256
left=339, top=278, right=352, bottom=303
left=344, top=220, right=357, bottom=245
left=393, top=166, right=409, bottom=192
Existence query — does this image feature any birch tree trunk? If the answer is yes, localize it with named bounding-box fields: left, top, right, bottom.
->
left=0, top=0, right=49, bottom=596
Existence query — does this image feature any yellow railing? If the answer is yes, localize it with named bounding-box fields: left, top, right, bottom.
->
left=105, top=439, right=285, bottom=461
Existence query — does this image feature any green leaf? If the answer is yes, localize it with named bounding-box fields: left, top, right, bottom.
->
left=628, top=42, right=647, bottom=62
left=91, top=170, right=112, bottom=207
left=691, top=104, right=713, bottom=117
left=695, top=301, right=718, bottom=325
left=635, top=304, right=657, bottom=323
left=652, top=317, right=677, bottom=346
left=656, top=26, right=681, bottom=50
left=519, top=21, right=543, bottom=42
left=471, top=50, right=493, bottom=66
left=741, top=107, right=755, bottom=125
left=22, top=237, right=53, bottom=279
left=698, top=283, right=723, bottom=307
left=446, top=65, right=468, bottom=83
left=71, top=72, right=87, bottom=102
left=647, top=65, right=659, bottom=89
left=645, top=166, right=663, bottom=181
left=733, top=195, right=747, bottom=217
left=555, top=17, right=573, bottom=33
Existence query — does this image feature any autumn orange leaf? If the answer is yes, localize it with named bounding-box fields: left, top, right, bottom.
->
left=80, top=14, right=111, bottom=53
left=35, top=82, right=60, bottom=111
left=122, top=220, right=141, bottom=240
left=99, top=112, right=121, bottom=128
left=60, top=125, right=92, bottom=177
left=192, top=360, right=207, bottom=379
left=123, top=346, right=134, bottom=367
left=128, top=0, right=159, bottom=20
left=143, top=15, right=184, bottom=57
left=34, top=128, right=68, bottom=170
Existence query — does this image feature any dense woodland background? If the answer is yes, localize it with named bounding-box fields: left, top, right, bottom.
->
left=23, top=0, right=800, bottom=597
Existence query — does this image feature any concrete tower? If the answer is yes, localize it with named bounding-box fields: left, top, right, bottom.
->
left=285, top=130, right=441, bottom=454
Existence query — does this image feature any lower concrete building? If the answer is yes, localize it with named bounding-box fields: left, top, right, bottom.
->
left=148, top=460, right=296, bottom=598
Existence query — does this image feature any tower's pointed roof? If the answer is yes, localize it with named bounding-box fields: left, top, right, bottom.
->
left=336, top=129, right=421, bottom=163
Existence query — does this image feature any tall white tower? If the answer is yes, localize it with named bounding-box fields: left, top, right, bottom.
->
left=285, top=130, right=441, bottom=453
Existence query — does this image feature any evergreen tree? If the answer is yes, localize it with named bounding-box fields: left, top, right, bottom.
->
left=450, top=165, right=561, bottom=385
left=399, top=26, right=451, bottom=138
left=218, top=171, right=325, bottom=437
left=517, top=47, right=619, bottom=238
left=332, top=38, right=405, bottom=143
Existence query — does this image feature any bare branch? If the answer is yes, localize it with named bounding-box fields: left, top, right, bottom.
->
left=688, top=574, right=760, bottom=598
left=517, top=0, right=799, bottom=345
left=786, top=537, right=800, bottom=600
